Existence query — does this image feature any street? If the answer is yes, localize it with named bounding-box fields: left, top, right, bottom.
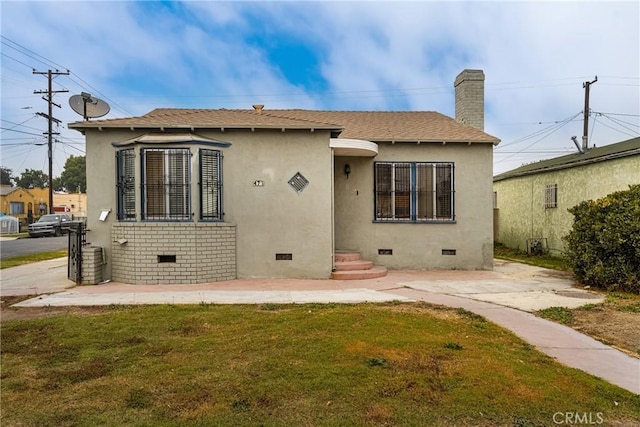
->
left=0, top=236, right=67, bottom=260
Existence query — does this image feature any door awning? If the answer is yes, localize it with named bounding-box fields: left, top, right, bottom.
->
left=330, top=138, right=378, bottom=157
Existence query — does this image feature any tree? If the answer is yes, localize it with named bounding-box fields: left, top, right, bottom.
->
left=0, top=167, right=13, bottom=186
left=57, top=155, right=86, bottom=193
left=15, top=169, right=48, bottom=188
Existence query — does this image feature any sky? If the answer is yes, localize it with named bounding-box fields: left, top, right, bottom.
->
left=1, top=0, right=639, bottom=179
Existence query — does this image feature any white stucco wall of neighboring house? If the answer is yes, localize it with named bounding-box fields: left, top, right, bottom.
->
left=334, top=142, right=495, bottom=270
left=493, top=154, right=640, bottom=255
left=84, top=128, right=334, bottom=283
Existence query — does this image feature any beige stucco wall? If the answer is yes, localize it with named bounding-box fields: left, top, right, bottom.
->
left=222, top=130, right=333, bottom=279
left=334, top=142, right=495, bottom=270
left=493, top=154, right=640, bottom=255
left=83, top=128, right=334, bottom=283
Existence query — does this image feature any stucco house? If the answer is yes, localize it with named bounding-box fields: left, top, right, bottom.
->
left=493, top=136, right=640, bottom=256
left=0, top=185, right=87, bottom=226
left=69, top=69, right=500, bottom=285
left=0, top=186, right=47, bottom=225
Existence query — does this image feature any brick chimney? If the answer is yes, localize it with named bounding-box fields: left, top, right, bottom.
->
left=454, top=69, right=485, bottom=131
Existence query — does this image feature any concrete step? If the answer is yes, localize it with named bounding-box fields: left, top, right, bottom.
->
left=334, top=260, right=374, bottom=271
left=334, top=251, right=361, bottom=262
left=331, top=266, right=388, bottom=280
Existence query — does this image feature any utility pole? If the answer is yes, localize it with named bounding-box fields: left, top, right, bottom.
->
left=582, top=76, right=597, bottom=152
left=34, top=69, right=69, bottom=214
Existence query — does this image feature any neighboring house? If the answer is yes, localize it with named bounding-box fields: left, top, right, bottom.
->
left=53, top=191, right=87, bottom=219
left=493, top=136, right=640, bottom=256
left=69, top=69, right=500, bottom=285
left=0, top=186, right=42, bottom=225
left=0, top=185, right=87, bottom=225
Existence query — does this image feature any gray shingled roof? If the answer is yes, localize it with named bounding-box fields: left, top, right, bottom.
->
left=68, top=108, right=500, bottom=145
left=0, top=186, right=18, bottom=196
left=493, top=137, right=640, bottom=181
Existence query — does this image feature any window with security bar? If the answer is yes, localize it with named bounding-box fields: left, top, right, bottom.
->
left=116, top=149, right=136, bottom=220
left=199, top=149, right=223, bottom=221
left=142, top=148, right=191, bottom=220
left=374, top=162, right=454, bottom=222
left=544, top=184, right=558, bottom=209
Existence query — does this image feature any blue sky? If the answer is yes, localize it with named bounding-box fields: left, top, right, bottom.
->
left=1, top=0, right=639, bottom=178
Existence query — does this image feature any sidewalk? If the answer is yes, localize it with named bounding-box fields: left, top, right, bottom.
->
left=3, top=259, right=639, bottom=394
left=1, top=257, right=74, bottom=296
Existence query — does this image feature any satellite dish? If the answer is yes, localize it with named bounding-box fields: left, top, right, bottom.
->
left=69, top=92, right=110, bottom=120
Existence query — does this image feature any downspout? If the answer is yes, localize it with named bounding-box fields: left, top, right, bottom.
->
left=331, top=148, right=336, bottom=271
left=331, top=148, right=336, bottom=272
left=530, top=180, right=534, bottom=242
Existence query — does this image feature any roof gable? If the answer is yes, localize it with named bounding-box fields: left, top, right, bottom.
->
left=69, top=108, right=500, bottom=145
left=494, top=137, right=640, bottom=181
left=0, top=187, right=36, bottom=197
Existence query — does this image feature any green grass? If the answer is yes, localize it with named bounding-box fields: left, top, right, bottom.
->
left=1, top=232, right=29, bottom=238
left=605, top=292, right=640, bottom=313
left=537, top=307, right=575, bottom=325
left=494, top=243, right=568, bottom=271
left=0, top=250, right=67, bottom=269
left=2, top=303, right=639, bottom=426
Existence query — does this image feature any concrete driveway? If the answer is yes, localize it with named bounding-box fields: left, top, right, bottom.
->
left=399, top=259, right=604, bottom=311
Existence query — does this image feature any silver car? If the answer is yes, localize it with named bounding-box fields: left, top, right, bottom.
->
left=28, top=214, right=72, bottom=237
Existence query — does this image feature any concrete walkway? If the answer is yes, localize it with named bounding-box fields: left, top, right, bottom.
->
left=1, top=257, right=74, bottom=296
left=3, top=259, right=639, bottom=394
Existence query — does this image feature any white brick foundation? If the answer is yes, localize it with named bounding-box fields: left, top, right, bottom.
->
left=111, top=222, right=236, bottom=285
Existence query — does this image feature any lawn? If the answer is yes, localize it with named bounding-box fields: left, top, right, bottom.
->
left=2, top=303, right=639, bottom=426
left=0, top=249, right=67, bottom=269
left=494, top=243, right=568, bottom=271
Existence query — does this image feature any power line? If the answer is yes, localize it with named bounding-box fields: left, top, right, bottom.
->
left=0, top=127, right=44, bottom=137
left=0, top=52, right=35, bottom=70
left=494, top=112, right=582, bottom=150
left=494, top=112, right=582, bottom=164
left=66, top=73, right=133, bottom=116
left=0, top=117, right=39, bottom=133
left=595, top=116, right=639, bottom=138
left=1, top=35, right=67, bottom=70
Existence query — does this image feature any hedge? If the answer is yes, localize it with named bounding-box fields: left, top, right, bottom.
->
left=563, top=184, right=640, bottom=294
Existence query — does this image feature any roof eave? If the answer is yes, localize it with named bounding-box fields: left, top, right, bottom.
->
left=494, top=147, right=640, bottom=182
left=369, top=138, right=499, bottom=145
left=68, top=122, right=343, bottom=132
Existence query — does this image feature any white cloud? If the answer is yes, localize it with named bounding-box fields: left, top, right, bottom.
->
left=1, top=1, right=638, bottom=177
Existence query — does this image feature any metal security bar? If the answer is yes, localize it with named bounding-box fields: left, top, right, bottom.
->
left=435, top=163, right=453, bottom=219
left=200, top=149, right=223, bottom=220
left=142, top=148, right=191, bottom=220
left=544, top=184, right=558, bottom=209
left=116, top=149, right=136, bottom=220
left=375, top=162, right=454, bottom=222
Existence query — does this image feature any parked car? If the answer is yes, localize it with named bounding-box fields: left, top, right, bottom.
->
left=28, top=214, right=72, bottom=237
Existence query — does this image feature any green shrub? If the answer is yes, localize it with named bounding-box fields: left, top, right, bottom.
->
left=563, top=185, right=640, bottom=294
